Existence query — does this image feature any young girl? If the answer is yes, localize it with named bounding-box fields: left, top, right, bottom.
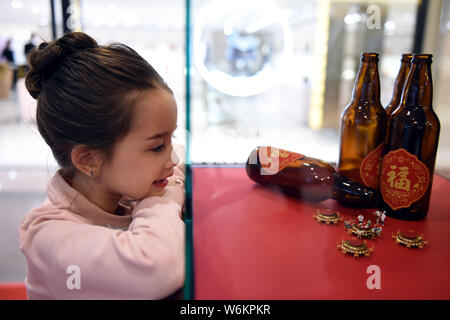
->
left=18, top=32, right=185, bottom=299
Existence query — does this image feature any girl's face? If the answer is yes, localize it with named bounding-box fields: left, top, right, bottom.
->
left=101, top=88, right=179, bottom=200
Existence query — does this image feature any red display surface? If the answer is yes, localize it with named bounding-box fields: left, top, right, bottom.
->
left=193, top=166, right=450, bottom=299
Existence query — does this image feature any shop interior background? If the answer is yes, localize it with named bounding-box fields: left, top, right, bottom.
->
left=0, top=0, right=449, bottom=282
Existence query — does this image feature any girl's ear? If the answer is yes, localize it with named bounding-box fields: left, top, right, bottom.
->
left=71, top=145, right=104, bottom=177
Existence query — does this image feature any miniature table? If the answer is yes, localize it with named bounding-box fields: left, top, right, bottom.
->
left=192, top=165, right=450, bottom=299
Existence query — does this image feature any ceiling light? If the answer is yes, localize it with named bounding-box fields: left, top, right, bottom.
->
left=31, top=5, right=41, bottom=14
left=11, top=0, right=23, bottom=9
left=384, top=20, right=395, bottom=31
left=8, top=171, right=17, bottom=181
left=344, top=13, right=361, bottom=25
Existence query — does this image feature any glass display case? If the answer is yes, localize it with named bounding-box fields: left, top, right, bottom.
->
left=185, top=0, right=450, bottom=300
left=189, top=0, right=420, bottom=165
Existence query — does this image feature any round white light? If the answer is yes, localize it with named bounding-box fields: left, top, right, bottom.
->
left=31, top=5, right=40, bottom=14
left=8, top=171, right=17, bottom=181
left=344, top=13, right=361, bottom=25
left=40, top=18, right=48, bottom=27
left=342, top=69, right=356, bottom=80
left=384, top=20, right=395, bottom=31
left=193, top=0, right=292, bottom=97
left=11, top=0, right=23, bottom=9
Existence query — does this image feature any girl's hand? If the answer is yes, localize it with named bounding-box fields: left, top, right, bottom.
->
left=146, top=178, right=185, bottom=208
left=146, top=143, right=186, bottom=205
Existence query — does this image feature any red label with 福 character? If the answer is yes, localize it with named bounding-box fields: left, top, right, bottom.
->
left=360, top=143, right=384, bottom=189
left=258, top=146, right=304, bottom=175
left=380, top=148, right=430, bottom=210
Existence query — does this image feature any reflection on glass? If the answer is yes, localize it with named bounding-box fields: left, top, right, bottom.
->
left=190, top=0, right=423, bottom=164
left=194, top=0, right=292, bottom=96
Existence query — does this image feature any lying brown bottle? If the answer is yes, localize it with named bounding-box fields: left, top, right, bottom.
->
left=246, top=146, right=377, bottom=207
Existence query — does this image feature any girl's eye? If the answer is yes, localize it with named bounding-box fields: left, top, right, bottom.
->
left=151, top=145, right=165, bottom=152
left=150, top=133, right=176, bottom=152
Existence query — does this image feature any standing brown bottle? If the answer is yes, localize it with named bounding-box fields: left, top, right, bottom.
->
left=385, top=54, right=413, bottom=116
left=246, top=146, right=376, bottom=207
left=337, top=52, right=387, bottom=191
left=379, top=54, right=440, bottom=220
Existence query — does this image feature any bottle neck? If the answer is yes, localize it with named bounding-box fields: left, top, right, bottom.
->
left=400, top=58, right=433, bottom=111
left=388, top=58, right=412, bottom=107
left=331, top=173, right=377, bottom=206
left=351, top=58, right=381, bottom=104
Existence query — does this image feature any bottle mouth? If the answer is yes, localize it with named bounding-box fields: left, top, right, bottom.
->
left=412, top=53, right=432, bottom=62
left=361, top=52, right=379, bottom=61
left=401, top=53, right=413, bottom=61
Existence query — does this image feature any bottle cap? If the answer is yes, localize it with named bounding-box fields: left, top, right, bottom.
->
left=337, top=238, right=373, bottom=258
left=313, top=209, right=341, bottom=225
left=392, top=230, right=427, bottom=249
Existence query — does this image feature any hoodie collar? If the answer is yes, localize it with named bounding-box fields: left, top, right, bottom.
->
left=47, top=171, right=131, bottom=229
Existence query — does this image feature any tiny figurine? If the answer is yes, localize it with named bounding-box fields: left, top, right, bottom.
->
left=380, top=211, right=386, bottom=226
left=373, top=210, right=381, bottom=224
left=372, top=226, right=382, bottom=238
left=344, top=218, right=355, bottom=229
left=337, top=238, right=373, bottom=258
left=393, top=230, right=427, bottom=249
left=358, top=214, right=364, bottom=224
left=313, top=209, right=341, bottom=225
left=344, top=213, right=382, bottom=239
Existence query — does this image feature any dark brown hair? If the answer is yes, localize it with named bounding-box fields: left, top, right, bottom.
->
left=26, top=32, right=172, bottom=176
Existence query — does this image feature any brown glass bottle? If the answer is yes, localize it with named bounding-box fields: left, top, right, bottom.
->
left=246, top=146, right=376, bottom=207
left=379, top=54, right=440, bottom=220
left=385, top=54, right=413, bottom=116
left=337, top=53, right=387, bottom=191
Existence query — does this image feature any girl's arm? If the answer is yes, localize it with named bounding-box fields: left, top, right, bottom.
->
left=20, top=198, right=185, bottom=299
left=20, top=144, right=187, bottom=299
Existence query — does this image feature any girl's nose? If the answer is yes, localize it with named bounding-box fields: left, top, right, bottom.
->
left=167, top=145, right=179, bottom=168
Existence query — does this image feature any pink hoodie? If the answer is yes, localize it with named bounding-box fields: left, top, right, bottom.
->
left=19, top=161, right=185, bottom=300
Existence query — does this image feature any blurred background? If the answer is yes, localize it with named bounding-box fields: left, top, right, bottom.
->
left=0, top=0, right=449, bottom=283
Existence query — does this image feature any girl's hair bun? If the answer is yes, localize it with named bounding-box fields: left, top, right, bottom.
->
left=26, top=32, right=99, bottom=99
left=56, top=31, right=99, bottom=56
